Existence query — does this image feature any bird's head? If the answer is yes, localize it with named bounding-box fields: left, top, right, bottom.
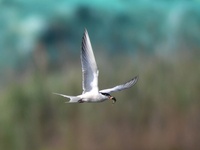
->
left=100, top=92, right=116, bottom=104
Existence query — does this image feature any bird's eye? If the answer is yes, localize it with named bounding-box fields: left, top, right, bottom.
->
left=101, top=93, right=110, bottom=96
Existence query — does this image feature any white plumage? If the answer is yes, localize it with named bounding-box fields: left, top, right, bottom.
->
left=53, top=29, right=138, bottom=104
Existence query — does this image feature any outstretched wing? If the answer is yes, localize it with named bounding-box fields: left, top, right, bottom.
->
left=81, top=29, right=99, bottom=94
left=100, top=76, right=138, bottom=94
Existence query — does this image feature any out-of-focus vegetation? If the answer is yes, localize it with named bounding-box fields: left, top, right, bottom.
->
left=1, top=54, right=200, bottom=150
left=1, top=0, right=200, bottom=150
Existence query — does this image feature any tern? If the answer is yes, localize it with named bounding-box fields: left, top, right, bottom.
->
left=53, top=29, right=138, bottom=104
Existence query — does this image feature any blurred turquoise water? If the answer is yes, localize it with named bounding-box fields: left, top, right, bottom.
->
left=0, top=0, right=200, bottom=73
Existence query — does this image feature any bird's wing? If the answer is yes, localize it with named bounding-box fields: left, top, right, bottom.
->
left=81, top=29, right=99, bottom=94
left=99, top=76, right=138, bottom=94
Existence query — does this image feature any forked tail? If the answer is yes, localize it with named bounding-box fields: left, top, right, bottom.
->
left=53, top=93, right=81, bottom=103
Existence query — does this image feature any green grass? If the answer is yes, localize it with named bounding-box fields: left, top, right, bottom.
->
left=0, top=54, right=200, bottom=150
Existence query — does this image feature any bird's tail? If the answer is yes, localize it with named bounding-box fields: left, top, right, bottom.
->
left=53, top=93, right=81, bottom=103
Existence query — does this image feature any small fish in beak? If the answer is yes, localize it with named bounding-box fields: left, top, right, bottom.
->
left=109, top=96, right=116, bottom=104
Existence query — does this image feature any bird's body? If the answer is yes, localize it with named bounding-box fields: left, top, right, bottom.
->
left=54, top=91, right=108, bottom=103
left=53, top=29, right=138, bottom=104
left=80, top=92, right=106, bottom=102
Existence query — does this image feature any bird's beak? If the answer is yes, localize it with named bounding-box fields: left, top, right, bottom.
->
left=109, top=96, right=116, bottom=104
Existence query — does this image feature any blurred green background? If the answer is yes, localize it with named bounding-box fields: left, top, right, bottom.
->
left=1, top=0, right=200, bottom=150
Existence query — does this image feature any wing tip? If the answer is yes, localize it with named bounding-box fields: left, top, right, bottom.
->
left=134, top=75, right=139, bottom=81
left=84, top=28, right=88, bottom=33
left=83, top=28, right=88, bottom=38
left=82, top=28, right=89, bottom=49
left=133, top=75, right=139, bottom=84
left=127, top=76, right=139, bottom=83
left=126, top=75, right=138, bottom=87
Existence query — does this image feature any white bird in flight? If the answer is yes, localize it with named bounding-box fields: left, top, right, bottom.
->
left=53, top=29, right=138, bottom=104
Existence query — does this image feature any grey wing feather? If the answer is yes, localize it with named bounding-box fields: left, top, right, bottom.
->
left=81, top=29, right=99, bottom=94
left=100, top=76, right=138, bottom=94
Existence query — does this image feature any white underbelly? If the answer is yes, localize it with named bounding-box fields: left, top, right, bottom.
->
left=80, top=92, right=106, bottom=102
